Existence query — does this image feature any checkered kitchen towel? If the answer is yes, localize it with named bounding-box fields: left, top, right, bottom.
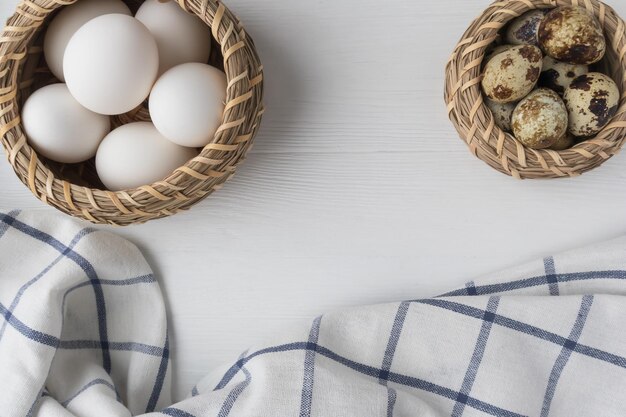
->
left=1, top=210, right=626, bottom=417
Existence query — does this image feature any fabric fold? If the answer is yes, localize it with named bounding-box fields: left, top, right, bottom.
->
left=1, top=210, right=625, bottom=417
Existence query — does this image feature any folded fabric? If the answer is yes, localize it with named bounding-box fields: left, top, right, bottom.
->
left=1, top=211, right=625, bottom=417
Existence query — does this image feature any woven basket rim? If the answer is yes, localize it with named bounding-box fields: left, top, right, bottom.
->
left=444, top=0, right=626, bottom=180
left=0, top=0, right=264, bottom=225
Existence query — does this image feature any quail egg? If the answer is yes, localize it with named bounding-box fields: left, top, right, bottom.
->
left=482, top=45, right=543, bottom=103
left=538, top=6, right=606, bottom=65
left=486, top=98, right=516, bottom=132
left=505, top=10, right=548, bottom=46
left=484, top=44, right=515, bottom=65
left=550, top=134, right=575, bottom=151
left=512, top=88, right=568, bottom=149
left=563, top=72, right=620, bottom=137
left=539, top=56, right=588, bottom=95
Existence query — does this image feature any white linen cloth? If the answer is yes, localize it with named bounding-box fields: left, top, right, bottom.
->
left=1, top=210, right=625, bottom=417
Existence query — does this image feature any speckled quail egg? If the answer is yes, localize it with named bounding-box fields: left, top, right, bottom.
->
left=512, top=88, right=568, bottom=149
left=563, top=72, right=620, bottom=137
left=550, top=134, right=575, bottom=151
left=505, top=9, right=548, bottom=46
left=482, top=45, right=543, bottom=103
left=486, top=98, right=517, bottom=132
left=538, top=6, right=606, bottom=65
left=484, top=44, right=514, bottom=65
left=539, top=56, right=588, bottom=95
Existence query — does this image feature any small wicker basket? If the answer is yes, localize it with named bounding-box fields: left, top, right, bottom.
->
left=0, top=0, right=264, bottom=225
left=445, top=0, right=626, bottom=179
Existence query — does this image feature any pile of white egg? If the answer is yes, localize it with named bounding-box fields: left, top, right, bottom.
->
left=22, top=0, right=226, bottom=191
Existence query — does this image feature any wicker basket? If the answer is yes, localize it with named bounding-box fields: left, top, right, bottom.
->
left=445, top=0, right=626, bottom=179
left=0, top=0, right=264, bottom=225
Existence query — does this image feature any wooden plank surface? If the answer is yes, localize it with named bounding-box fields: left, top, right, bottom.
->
left=2, top=0, right=626, bottom=400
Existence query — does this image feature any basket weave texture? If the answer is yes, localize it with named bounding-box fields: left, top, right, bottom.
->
left=0, top=0, right=264, bottom=225
left=445, top=0, right=626, bottom=179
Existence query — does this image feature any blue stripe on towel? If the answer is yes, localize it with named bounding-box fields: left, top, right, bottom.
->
left=299, top=316, right=322, bottom=417
left=146, top=334, right=170, bottom=412
left=218, top=352, right=252, bottom=417
left=161, top=407, right=197, bottom=417
left=380, top=302, right=410, bottom=383
left=214, top=341, right=526, bottom=417
left=0, top=213, right=112, bottom=373
left=380, top=302, right=411, bottom=416
left=0, top=228, right=95, bottom=344
left=386, top=387, right=397, bottom=417
left=59, top=340, right=165, bottom=357
left=0, top=301, right=59, bottom=347
left=0, top=210, right=19, bottom=240
left=540, top=295, right=594, bottom=417
left=442, top=270, right=626, bottom=296
left=414, top=298, right=626, bottom=370
left=61, top=378, right=121, bottom=407
left=451, top=297, right=500, bottom=417
left=544, top=257, right=559, bottom=296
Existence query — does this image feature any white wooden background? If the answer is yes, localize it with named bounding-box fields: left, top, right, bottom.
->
left=2, top=0, right=626, bottom=401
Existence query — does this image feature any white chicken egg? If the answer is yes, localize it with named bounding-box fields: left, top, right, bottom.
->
left=64, top=14, right=159, bottom=115
left=96, top=122, right=198, bottom=191
left=43, top=0, right=131, bottom=81
left=135, top=0, right=212, bottom=76
left=149, top=63, right=226, bottom=148
left=22, top=83, right=110, bottom=163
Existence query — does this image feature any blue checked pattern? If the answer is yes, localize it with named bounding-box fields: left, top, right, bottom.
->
left=1, top=211, right=626, bottom=417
